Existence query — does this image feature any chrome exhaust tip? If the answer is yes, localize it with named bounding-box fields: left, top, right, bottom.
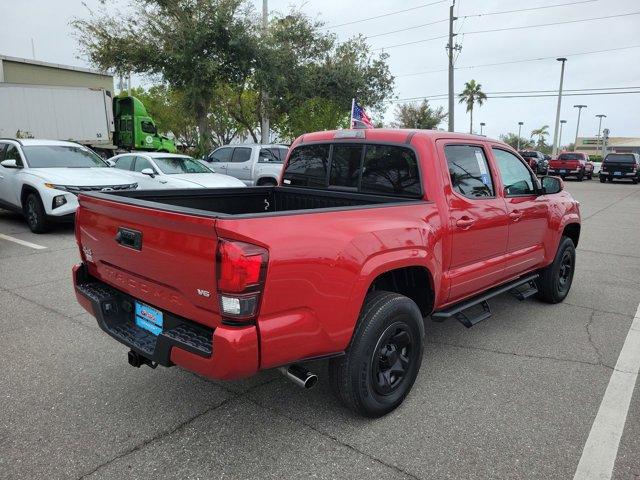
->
left=278, top=364, right=318, bottom=389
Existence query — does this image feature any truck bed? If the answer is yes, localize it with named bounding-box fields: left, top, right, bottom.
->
left=85, top=185, right=421, bottom=218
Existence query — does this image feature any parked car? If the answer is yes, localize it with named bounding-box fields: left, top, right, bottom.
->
left=599, top=153, right=640, bottom=184
left=72, top=129, right=580, bottom=417
left=0, top=139, right=138, bottom=233
left=518, top=150, right=548, bottom=174
left=548, top=152, right=593, bottom=181
left=202, top=144, right=289, bottom=186
left=110, top=152, right=246, bottom=189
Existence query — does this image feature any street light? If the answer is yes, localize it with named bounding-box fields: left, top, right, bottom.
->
left=552, top=58, right=567, bottom=156
left=517, top=121, right=524, bottom=150
left=595, top=114, right=607, bottom=159
left=480, top=122, right=485, bottom=135
left=559, top=120, right=567, bottom=152
left=573, top=104, right=587, bottom=151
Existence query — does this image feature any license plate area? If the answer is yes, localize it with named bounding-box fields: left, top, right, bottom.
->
left=560, top=169, right=566, bottom=173
left=614, top=171, right=622, bottom=176
left=135, top=301, right=163, bottom=336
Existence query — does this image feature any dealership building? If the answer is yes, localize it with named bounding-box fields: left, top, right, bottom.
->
left=575, top=136, right=640, bottom=156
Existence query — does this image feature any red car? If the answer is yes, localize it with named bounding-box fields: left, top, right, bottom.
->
left=548, top=151, right=593, bottom=181
left=73, top=129, right=581, bottom=417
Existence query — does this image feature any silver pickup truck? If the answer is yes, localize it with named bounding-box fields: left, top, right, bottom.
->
left=202, top=144, right=289, bottom=186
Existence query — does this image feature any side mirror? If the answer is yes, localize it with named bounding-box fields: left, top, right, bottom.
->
left=1, top=159, right=19, bottom=169
left=105, top=159, right=115, bottom=167
left=140, top=168, right=156, bottom=178
left=541, top=175, right=563, bottom=194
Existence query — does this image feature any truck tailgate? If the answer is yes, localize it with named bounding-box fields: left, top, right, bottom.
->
left=76, top=193, right=220, bottom=328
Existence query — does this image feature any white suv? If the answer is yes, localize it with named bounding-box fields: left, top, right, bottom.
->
left=0, top=139, right=138, bottom=233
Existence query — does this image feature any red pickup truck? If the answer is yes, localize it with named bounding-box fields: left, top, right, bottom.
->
left=548, top=152, right=593, bottom=181
left=73, top=129, right=581, bottom=417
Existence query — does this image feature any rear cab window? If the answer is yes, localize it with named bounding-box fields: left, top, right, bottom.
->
left=604, top=154, right=636, bottom=164
left=282, top=143, right=422, bottom=197
left=558, top=153, right=584, bottom=161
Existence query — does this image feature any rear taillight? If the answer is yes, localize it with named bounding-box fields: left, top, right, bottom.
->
left=216, top=239, right=268, bottom=322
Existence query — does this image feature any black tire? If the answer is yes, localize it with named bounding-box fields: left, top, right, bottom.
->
left=587, top=173, right=593, bottom=180
left=632, top=178, right=638, bottom=185
left=577, top=171, right=584, bottom=182
left=536, top=236, right=576, bottom=304
left=257, top=178, right=277, bottom=187
left=599, top=176, right=606, bottom=183
left=329, top=291, right=425, bottom=417
left=24, top=192, right=50, bottom=234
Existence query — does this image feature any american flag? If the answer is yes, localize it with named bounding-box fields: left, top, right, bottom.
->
left=351, top=101, right=374, bottom=129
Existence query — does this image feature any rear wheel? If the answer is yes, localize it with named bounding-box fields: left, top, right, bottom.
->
left=599, top=176, right=606, bottom=183
left=24, top=192, right=50, bottom=234
left=536, top=236, right=575, bottom=304
left=577, top=171, right=584, bottom=182
left=632, top=178, right=638, bottom=185
left=329, top=291, right=425, bottom=417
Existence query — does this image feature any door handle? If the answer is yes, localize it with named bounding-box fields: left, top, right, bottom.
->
left=509, top=210, right=523, bottom=221
left=456, top=217, right=475, bottom=229
left=242, top=166, right=250, bottom=170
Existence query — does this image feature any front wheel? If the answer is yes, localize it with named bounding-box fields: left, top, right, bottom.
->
left=536, top=236, right=576, bottom=303
left=329, top=291, right=425, bottom=417
left=24, top=193, right=50, bottom=234
left=599, top=176, right=606, bottom=183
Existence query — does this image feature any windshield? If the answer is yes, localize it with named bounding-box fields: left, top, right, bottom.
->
left=604, top=154, right=635, bottom=164
left=153, top=156, right=212, bottom=174
left=558, top=153, right=583, bottom=161
left=22, top=146, right=108, bottom=168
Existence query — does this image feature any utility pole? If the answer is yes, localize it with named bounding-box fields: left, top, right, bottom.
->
left=517, top=121, right=523, bottom=150
left=573, top=104, right=587, bottom=151
left=551, top=58, right=567, bottom=157
left=30, top=38, right=36, bottom=60
left=595, top=114, right=606, bottom=158
left=559, top=120, right=566, bottom=151
left=602, top=127, right=610, bottom=158
left=260, top=0, right=270, bottom=144
left=446, top=1, right=459, bottom=132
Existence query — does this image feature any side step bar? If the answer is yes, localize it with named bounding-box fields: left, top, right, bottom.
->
left=432, top=273, right=539, bottom=328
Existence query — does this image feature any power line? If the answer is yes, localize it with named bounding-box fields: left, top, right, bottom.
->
left=394, top=44, right=640, bottom=78
left=377, top=11, right=640, bottom=50
left=372, top=0, right=599, bottom=42
left=365, top=18, right=448, bottom=39
left=460, top=0, right=598, bottom=19
left=392, top=89, right=640, bottom=103
left=373, top=34, right=448, bottom=51
left=461, top=11, right=640, bottom=35
left=325, top=0, right=447, bottom=29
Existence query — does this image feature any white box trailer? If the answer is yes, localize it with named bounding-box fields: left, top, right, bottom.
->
left=0, top=83, right=115, bottom=149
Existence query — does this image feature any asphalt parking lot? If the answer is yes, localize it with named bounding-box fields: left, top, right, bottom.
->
left=1, top=180, right=639, bottom=480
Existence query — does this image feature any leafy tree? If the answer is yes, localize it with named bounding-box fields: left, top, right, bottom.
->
left=458, top=80, right=487, bottom=134
left=73, top=0, right=256, bottom=153
left=530, top=125, right=550, bottom=150
left=499, top=133, right=533, bottom=150
left=392, top=100, right=447, bottom=129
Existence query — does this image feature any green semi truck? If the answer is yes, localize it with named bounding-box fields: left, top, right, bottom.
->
left=113, top=95, right=176, bottom=153
left=0, top=84, right=176, bottom=155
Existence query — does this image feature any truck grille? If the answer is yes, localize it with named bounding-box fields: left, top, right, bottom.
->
left=65, top=183, right=138, bottom=193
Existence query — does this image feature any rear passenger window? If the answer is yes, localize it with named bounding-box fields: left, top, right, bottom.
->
left=114, top=155, right=134, bottom=171
left=231, top=147, right=252, bottom=163
left=283, top=144, right=329, bottom=187
left=330, top=145, right=363, bottom=189
left=493, top=148, right=536, bottom=196
left=445, top=145, right=494, bottom=198
left=361, top=145, right=421, bottom=197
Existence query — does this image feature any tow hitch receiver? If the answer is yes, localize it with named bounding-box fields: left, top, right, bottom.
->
left=128, top=350, right=158, bottom=369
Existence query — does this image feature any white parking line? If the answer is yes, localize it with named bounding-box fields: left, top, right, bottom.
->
left=573, top=303, right=640, bottom=480
left=0, top=233, right=47, bottom=250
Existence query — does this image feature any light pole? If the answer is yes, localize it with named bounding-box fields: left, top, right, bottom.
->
left=260, top=0, right=270, bottom=143
left=517, top=121, right=524, bottom=150
left=595, top=114, right=606, bottom=159
left=559, top=120, right=566, bottom=152
left=480, top=122, right=485, bottom=135
left=573, top=104, right=587, bottom=151
left=552, top=58, right=567, bottom=156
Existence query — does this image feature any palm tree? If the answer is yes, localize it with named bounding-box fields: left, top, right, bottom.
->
left=530, top=125, right=550, bottom=149
left=458, top=80, right=487, bottom=134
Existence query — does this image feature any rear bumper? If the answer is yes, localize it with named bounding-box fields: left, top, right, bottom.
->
left=548, top=168, right=582, bottom=175
left=599, top=171, right=637, bottom=177
left=72, top=263, right=259, bottom=380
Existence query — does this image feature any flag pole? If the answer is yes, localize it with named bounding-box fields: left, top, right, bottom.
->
left=350, top=98, right=355, bottom=129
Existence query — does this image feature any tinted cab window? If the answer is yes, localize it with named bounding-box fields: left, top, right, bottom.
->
left=283, top=144, right=329, bottom=187
left=493, top=148, right=537, bottom=196
left=445, top=145, right=494, bottom=198
left=210, top=148, right=232, bottom=162
left=231, top=147, right=252, bottom=163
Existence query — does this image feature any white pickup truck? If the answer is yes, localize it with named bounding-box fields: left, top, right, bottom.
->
left=201, top=144, right=289, bottom=186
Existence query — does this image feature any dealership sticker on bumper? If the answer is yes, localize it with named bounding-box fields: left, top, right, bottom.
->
left=135, top=302, right=163, bottom=335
